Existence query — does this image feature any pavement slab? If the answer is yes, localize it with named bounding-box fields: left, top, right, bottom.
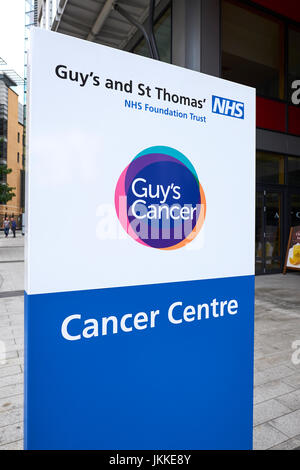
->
left=276, top=390, right=300, bottom=411
left=253, top=399, right=292, bottom=427
left=270, top=409, right=300, bottom=438
left=253, top=422, right=289, bottom=450
left=269, top=437, right=300, bottom=450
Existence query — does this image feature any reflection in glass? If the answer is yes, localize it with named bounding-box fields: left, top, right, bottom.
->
left=288, top=157, right=300, bottom=187
left=265, top=192, right=281, bottom=272
left=256, top=152, right=284, bottom=185
left=290, top=193, right=300, bottom=227
left=222, top=1, right=284, bottom=99
left=255, top=191, right=282, bottom=273
left=255, top=192, right=263, bottom=274
left=133, top=8, right=171, bottom=63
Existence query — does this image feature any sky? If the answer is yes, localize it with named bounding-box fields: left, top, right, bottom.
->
left=0, top=0, right=26, bottom=102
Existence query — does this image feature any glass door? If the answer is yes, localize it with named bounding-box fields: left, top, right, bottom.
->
left=256, top=189, right=283, bottom=274
left=289, top=192, right=300, bottom=228
left=256, top=191, right=264, bottom=274
left=265, top=191, right=281, bottom=272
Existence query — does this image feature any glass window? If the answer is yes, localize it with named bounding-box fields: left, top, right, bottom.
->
left=289, top=193, right=300, bottom=227
left=133, top=7, right=171, bottom=63
left=255, top=191, right=264, bottom=274
left=288, top=27, right=300, bottom=104
left=17, top=132, right=20, bottom=143
left=17, top=152, right=20, bottom=163
left=256, top=152, right=285, bottom=185
left=222, top=1, right=284, bottom=99
left=0, top=118, right=7, bottom=137
left=265, top=192, right=281, bottom=272
left=0, top=138, right=7, bottom=161
left=288, top=157, right=300, bottom=187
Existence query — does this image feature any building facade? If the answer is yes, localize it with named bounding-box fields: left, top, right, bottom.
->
left=37, top=0, right=58, bottom=32
left=39, top=0, right=300, bottom=274
left=0, top=74, right=25, bottom=227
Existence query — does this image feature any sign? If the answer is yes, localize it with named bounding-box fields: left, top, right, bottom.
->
left=283, top=226, right=300, bottom=273
left=25, top=28, right=256, bottom=450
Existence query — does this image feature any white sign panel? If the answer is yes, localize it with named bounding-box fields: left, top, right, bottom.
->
left=25, top=28, right=255, bottom=450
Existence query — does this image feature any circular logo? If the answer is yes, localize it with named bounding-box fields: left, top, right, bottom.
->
left=115, top=146, right=206, bottom=250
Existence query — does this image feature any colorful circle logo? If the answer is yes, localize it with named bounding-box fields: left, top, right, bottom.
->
left=115, top=146, right=206, bottom=250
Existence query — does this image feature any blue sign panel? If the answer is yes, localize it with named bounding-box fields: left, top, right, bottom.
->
left=25, top=276, right=254, bottom=450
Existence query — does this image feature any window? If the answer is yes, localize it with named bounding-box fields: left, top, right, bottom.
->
left=288, top=157, right=300, bottom=186
left=0, top=138, right=7, bottom=161
left=222, top=1, right=284, bottom=99
left=256, top=153, right=300, bottom=187
left=17, top=132, right=20, bottom=143
left=133, top=7, right=171, bottom=63
left=256, top=152, right=285, bottom=185
left=17, top=152, right=20, bottom=163
left=0, top=118, right=7, bottom=137
left=290, top=193, right=300, bottom=227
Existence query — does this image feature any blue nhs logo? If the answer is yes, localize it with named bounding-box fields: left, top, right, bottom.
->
left=212, top=95, right=244, bottom=119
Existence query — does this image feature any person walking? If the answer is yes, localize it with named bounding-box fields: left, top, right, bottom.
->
left=3, top=217, right=10, bottom=237
left=10, top=217, right=16, bottom=238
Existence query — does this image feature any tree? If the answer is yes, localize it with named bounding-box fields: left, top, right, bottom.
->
left=0, top=137, right=15, bottom=204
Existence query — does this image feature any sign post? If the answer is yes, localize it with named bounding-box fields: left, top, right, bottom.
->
left=283, top=226, right=300, bottom=273
left=25, top=28, right=256, bottom=450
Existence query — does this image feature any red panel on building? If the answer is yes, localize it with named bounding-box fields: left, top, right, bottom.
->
left=252, top=0, right=300, bottom=22
left=288, top=105, right=300, bottom=135
left=256, top=97, right=286, bottom=132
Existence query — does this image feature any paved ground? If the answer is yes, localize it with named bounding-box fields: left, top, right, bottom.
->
left=253, top=274, right=300, bottom=450
left=0, top=233, right=299, bottom=450
left=0, top=232, right=24, bottom=450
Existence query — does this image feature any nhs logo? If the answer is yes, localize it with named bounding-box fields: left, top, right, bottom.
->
left=212, top=95, right=244, bottom=119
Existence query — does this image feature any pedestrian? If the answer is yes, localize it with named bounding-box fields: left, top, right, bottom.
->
left=10, top=217, right=16, bottom=238
left=3, top=217, right=10, bottom=237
